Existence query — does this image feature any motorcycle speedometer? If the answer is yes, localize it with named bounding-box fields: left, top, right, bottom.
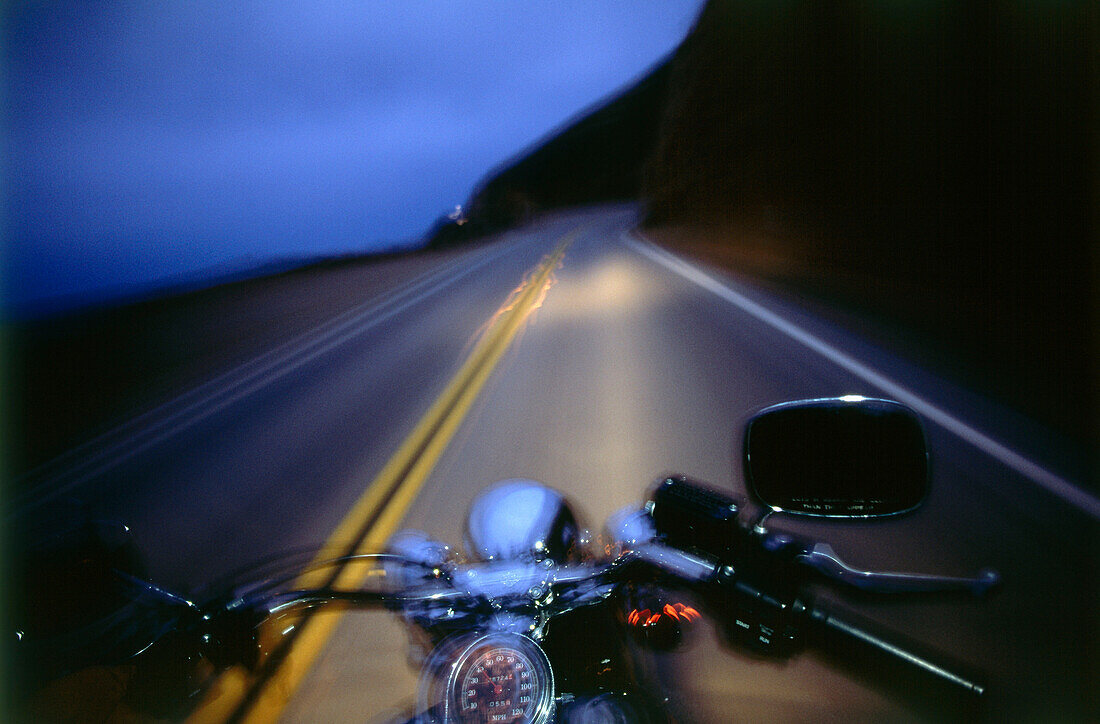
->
left=446, top=633, right=554, bottom=724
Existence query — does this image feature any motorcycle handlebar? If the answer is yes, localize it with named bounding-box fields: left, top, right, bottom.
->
left=238, top=541, right=987, bottom=710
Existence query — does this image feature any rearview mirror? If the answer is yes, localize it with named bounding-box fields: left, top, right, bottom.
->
left=744, top=397, right=928, bottom=517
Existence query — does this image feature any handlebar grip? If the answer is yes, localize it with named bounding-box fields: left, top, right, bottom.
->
left=806, top=603, right=987, bottom=713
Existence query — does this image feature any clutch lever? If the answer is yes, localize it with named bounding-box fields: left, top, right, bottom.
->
left=798, top=542, right=1000, bottom=596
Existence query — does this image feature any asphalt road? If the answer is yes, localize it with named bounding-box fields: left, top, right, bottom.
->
left=13, top=206, right=1098, bottom=722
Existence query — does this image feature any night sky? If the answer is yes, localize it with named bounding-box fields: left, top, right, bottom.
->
left=5, top=2, right=703, bottom=317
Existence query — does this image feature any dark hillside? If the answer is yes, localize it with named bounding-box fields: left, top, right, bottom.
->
left=643, top=1, right=1095, bottom=452
left=448, top=1, right=1096, bottom=462
left=427, top=60, right=672, bottom=246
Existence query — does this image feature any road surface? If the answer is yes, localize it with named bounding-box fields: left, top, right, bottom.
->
left=13, top=206, right=1098, bottom=722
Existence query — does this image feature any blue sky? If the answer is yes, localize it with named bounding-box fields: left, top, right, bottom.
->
left=5, top=1, right=704, bottom=317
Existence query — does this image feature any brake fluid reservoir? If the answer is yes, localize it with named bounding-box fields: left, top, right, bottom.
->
left=648, top=475, right=744, bottom=562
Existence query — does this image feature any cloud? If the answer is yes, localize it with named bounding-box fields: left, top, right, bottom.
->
left=6, top=1, right=704, bottom=315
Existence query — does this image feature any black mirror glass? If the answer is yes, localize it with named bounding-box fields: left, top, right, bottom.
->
left=744, top=397, right=928, bottom=517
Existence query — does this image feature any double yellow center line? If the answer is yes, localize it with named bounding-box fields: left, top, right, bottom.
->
left=187, top=233, right=574, bottom=724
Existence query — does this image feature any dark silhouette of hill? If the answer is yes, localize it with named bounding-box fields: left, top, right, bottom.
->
left=425, top=60, right=674, bottom=247
left=646, top=0, right=1095, bottom=459
left=439, top=1, right=1095, bottom=465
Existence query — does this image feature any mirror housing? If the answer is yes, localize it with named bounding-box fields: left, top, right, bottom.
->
left=744, top=397, right=928, bottom=517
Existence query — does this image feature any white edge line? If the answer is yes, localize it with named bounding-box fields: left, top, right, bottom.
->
left=13, top=241, right=516, bottom=512
left=622, top=231, right=1100, bottom=521
left=15, top=248, right=483, bottom=483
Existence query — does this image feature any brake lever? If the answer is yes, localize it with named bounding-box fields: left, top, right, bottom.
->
left=798, top=542, right=1000, bottom=596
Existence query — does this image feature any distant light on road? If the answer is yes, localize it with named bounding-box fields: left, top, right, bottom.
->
left=448, top=205, right=468, bottom=225
left=551, top=257, right=662, bottom=319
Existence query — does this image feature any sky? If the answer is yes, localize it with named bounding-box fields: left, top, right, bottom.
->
left=5, top=1, right=704, bottom=318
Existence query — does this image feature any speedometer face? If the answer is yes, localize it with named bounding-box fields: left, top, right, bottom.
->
left=459, top=647, right=539, bottom=721
left=448, top=634, right=554, bottom=724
